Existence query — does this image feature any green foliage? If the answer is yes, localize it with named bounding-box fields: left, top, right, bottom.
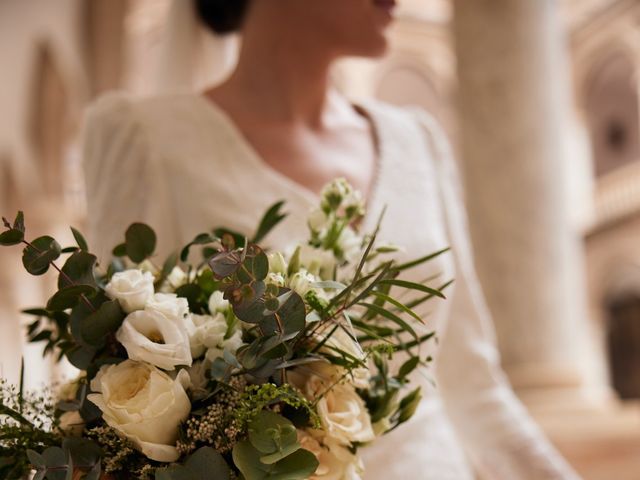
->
left=156, top=447, right=230, bottom=480
left=125, top=223, right=157, bottom=263
left=252, top=201, right=287, bottom=244
left=0, top=212, right=25, bottom=246
left=232, top=412, right=318, bottom=480
left=0, top=381, right=61, bottom=480
left=22, top=236, right=62, bottom=276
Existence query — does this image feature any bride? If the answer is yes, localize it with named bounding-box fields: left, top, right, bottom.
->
left=83, top=0, right=581, bottom=478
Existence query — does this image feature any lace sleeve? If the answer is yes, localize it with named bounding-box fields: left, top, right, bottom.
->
left=416, top=111, right=581, bottom=479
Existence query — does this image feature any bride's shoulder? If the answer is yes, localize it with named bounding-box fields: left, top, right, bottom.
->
left=85, top=91, right=198, bottom=129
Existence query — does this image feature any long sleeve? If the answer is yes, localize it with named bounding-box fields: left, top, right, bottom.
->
left=418, top=112, right=581, bottom=479
left=82, top=93, right=180, bottom=264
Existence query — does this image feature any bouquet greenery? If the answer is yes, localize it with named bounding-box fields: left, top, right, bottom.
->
left=0, top=179, right=450, bottom=480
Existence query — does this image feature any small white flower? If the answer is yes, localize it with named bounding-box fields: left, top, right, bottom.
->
left=105, top=270, right=155, bottom=313
left=308, top=208, right=330, bottom=233
left=267, top=252, right=287, bottom=275
left=288, top=269, right=317, bottom=297
left=188, top=313, right=227, bottom=359
left=166, top=266, right=188, bottom=288
left=87, top=360, right=191, bottom=462
left=138, top=260, right=160, bottom=277
left=208, top=291, right=229, bottom=314
left=298, top=245, right=336, bottom=278
left=337, top=227, right=363, bottom=264
left=266, top=272, right=285, bottom=288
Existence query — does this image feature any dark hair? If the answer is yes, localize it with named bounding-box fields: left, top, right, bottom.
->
left=194, top=0, right=251, bottom=34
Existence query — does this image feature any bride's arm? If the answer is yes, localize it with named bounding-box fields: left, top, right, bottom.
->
left=418, top=112, right=581, bottom=479
left=82, top=93, right=179, bottom=262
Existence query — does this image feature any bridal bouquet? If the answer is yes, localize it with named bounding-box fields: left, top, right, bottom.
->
left=0, top=179, right=450, bottom=480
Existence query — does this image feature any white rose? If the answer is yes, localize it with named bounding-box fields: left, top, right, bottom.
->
left=208, top=291, right=229, bottom=314
left=292, top=363, right=374, bottom=446
left=146, top=293, right=189, bottom=320
left=105, top=270, right=155, bottom=313
left=188, top=313, right=227, bottom=359
left=116, top=306, right=192, bottom=371
left=88, top=360, right=190, bottom=462
left=288, top=269, right=317, bottom=297
left=298, top=430, right=364, bottom=480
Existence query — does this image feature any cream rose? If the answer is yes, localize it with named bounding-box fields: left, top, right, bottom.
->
left=105, top=269, right=155, bottom=313
left=87, top=360, right=190, bottom=462
left=298, top=431, right=364, bottom=480
left=116, top=297, right=192, bottom=370
left=292, top=363, right=374, bottom=446
left=314, top=327, right=370, bottom=390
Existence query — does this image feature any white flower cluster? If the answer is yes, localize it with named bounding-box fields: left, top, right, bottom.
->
left=88, top=268, right=244, bottom=462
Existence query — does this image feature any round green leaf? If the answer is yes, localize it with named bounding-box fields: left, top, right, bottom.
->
left=125, top=223, right=157, bottom=263
left=59, top=251, right=97, bottom=289
left=22, top=236, right=61, bottom=275
left=248, top=411, right=299, bottom=457
left=47, top=285, right=96, bottom=311
left=80, top=299, right=125, bottom=347
left=70, top=227, right=89, bottom=252
left=0, top=229, right=24, bottom=246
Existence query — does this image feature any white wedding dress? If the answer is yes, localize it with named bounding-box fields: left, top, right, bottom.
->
left=82, top=91, right=581, bottom=480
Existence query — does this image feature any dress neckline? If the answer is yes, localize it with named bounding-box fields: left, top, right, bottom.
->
left=189, top=93, right=386, bottom=229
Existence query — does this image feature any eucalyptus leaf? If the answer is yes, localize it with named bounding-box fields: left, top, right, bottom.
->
left=47, top=285, right=96, bottom=311
left=233, top=441, right=318, bottom=480
left=248, top=411, right=299, bottom=455
left=22, top=236, right=61, bottom=275
left=80, top=300, right=125, bottom=347
left=0, top=228, right=24, bottom=246
left=70, top=227, right=89, bottom=252
left=58, top=251, right=97, bottom=289
left=125, top=223, right=157, bottom=263
left=253, top=200, right=287, bottom=243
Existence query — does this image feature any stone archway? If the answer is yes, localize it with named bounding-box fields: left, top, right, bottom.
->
left=584, top=50, right=640, bottom=177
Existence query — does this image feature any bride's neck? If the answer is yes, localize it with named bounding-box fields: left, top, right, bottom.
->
left=219, top=19, right=338, bottom=126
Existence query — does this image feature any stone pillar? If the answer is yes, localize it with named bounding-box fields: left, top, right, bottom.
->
left=451, top=0, right=592, bottom=402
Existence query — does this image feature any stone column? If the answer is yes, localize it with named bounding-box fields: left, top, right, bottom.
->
left=451, top=0, right=593, bottom=403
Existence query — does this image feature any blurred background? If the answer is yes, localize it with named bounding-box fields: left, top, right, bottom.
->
left=0, top=0, right=639, bottom=478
